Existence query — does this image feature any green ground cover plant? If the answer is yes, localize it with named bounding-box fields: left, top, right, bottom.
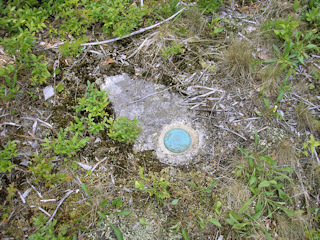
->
left=59, top=36, right=88, bottom=57
left=74, top=81, right=141, bottom=141
left=0, top=141, right=17, bottom=173
left=196, top=0, right=223, bottom=14
left=230, top=131, right=298, bottom=238
left=108, top=116, right=142, bottom=144
left=42, top=127, right=89, bottom=159
left=0, top=72, right=23, bottom=102
left=302, top=134, right=320, bottom=158
left=74, top=81, right=110, bottom=118
left=77, top=182, right=130, bottom=240
left=28, top=154, right=69, bottom=187
left=160, top=41, right=184, bottom=59
left=42, top=79, right=142, bottom=168
left=28, top=215, right=68, bottom=240
left=135, top=166, right=170, bottom=201
left=263, top=15, right=319, bottom=74
left=0, top=183, right=17, bottom=224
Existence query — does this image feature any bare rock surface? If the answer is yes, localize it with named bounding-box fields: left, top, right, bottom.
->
left=101, top=74, right=211, bottom=165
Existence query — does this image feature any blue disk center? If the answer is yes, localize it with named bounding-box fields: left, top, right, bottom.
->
left=164, top=128, right=192, bottom=153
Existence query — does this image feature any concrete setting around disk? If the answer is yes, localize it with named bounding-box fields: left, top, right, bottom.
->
left=158, top=122, right=199, bottom=155
left=156, top=122, right=202, bottom=165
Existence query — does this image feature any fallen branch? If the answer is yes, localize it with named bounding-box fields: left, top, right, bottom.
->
left=81, top=8, right=186, bottom=46
left=46, top=190, right=74, bottom=225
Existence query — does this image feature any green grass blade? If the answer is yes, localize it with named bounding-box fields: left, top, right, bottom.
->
left=81, top=182, right=90, bottom=197
left=109, top=223, right=123, bottom=240
left=182, top=227, right=190, bottom=240
left=207, top=218, right=222, bottom=227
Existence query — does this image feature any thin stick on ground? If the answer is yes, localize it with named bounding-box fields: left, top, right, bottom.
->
left=30, top=205, right=52, bottom=217
left=26, top=178, right=43, bottom=198
left=46, top=190, right=74, bottom=225
left=214, top=124, right=247, bottom=141
left=81, top=8, right=186, bottom=46
left=291, top=92, right=320, bottom=112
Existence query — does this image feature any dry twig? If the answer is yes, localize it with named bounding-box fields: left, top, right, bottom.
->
left=47, top=190, right=74, bottom=224
left=81, top=8, right=186, bottom=46
left=214, top=124, right=247, bottom=141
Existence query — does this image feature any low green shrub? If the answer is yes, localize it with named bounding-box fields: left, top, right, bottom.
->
left=108, top=116, right=142, bottom=144
left=196, top=0, right=223, bottom=14
left=0, top=141, right=17, bottom=173
left=160, top=41, right=184, bottom=59
left=229, top=132, right=297, bottom=237
left=74, top=81, right=109, bottom=118
left=28, top=154, right=69, bottom=187
left=135, top=166, right=170, bottom=201
left=42, top=128, right=89, bottom=159
left=59, top=35, right=88, bottom=57
left=29, top=214, right=69, bottom=240
left=0, top=72, right=24, bottom=102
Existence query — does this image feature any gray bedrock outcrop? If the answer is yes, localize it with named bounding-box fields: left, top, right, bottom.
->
left=100, top=74, right=213, bottom=165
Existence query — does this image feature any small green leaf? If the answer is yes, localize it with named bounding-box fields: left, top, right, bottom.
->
left=198, top=217, right=205, bottom=229
left=278, top=167, right=293, bottom=173
left=187, top=181, right=197, bottom=188
left=182, top=227, right=190, bottom=240
left=237, top=147, right=249, bottom=159
left=275, top=89, right=284, bottom=104
left=100, top=200, right=108, bottom=208
left=114, top=210, right=130, bottom=216
left=248, top=159, right=254, bottom=169
left=207, top=180, right=217, bottom=189
left=273, top=44, right=280, bottom=54
left=111, top=197, right=121, bottom=207
left=135, top=181, right=144, bottom=190
left=171, top=199, right=180, bottom=205
left=261, top=155, right=276, bottom=167
left=313, top=71, right=320, bottom=80
left=236, top=164, right=245, bottom=169
left=56, top=83, right=63, bottom=92
left=258, top=181, right=271, bottom=188
left=239, top=196, right=254, bottom=214
left=294, top=0, right=300, bottom=11
left=232, top=222, right=249, bottom=230
left=71, top=161, right=78, bottom=169
left=309, top=84, right=315, bottom=90
left=116, top=199, right=123, bottom=209
left=254, top=128, right=258, bottom=150
left=249, top=175, right=257, bottom=186
left=81, top=182, right=90, bottom=197
left=263, top=98, right=270, bottom=108
left=255, top=196, right=263, bottom=212
left=252, top=208, right=263, bottom=221
left=306, top=44, right=317, bottom=50
left=97, top=211, right=105, bottom=219
left=264, top=229, right=272, bottom=240
left=207, top=218, right=221, bottom=227
left=139, top=217, right=147, bottom=225
left=109, top=223, right=123, bottom=240
left=54, top=68, right=61, bottom=75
